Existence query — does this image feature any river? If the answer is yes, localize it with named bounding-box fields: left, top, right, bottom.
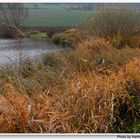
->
left=0, top=38, right=67, bottom=65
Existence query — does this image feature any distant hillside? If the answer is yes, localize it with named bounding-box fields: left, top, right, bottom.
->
left=23, top=4, right=94, bottom=27
left=22, top=3, right=140, bottom=27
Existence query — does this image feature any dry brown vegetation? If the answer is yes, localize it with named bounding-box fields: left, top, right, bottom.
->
left=0, top=44, right=139, bottom=133
left=0, top=7, right=140, bottom=133
left=51, top=28, right=80, bottom=47
left=86, top=7, right=140, bottom=48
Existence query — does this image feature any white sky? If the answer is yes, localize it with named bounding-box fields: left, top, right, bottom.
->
left=0, top=0, right=139, bottom=3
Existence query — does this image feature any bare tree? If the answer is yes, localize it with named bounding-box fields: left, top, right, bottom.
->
left=0, top=3, right=28, bottom=27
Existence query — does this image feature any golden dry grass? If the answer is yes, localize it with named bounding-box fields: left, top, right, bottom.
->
left=0, top=42, right=139, bottom=133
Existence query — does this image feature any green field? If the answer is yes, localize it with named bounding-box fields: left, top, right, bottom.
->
left=23, top=4, right=94, bottom=27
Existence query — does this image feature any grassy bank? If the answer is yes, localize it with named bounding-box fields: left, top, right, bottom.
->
left=24, top=31, right=49, bottom=40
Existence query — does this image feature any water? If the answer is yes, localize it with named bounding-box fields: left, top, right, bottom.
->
left=0, top=38, right=67, bottom=65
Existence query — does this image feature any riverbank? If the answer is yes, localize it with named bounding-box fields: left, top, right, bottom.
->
left=0, top=25, right=78, bottom=48
left=0, top=25, right=74, bottom=38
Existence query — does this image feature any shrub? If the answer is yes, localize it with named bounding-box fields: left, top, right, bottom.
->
left=52, top=28, right=80, bottom=47
left=51, top=33, right=63, bottom=44
left=89, top=7, right=140, bottom=48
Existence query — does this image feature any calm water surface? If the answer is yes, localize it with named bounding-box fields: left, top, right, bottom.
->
left=0, top=38, right=67, bottom=65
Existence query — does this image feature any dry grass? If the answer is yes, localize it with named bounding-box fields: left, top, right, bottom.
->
left=0, top=40, right=139, bottom=133
left=51, top=28, right=80, bottom=47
